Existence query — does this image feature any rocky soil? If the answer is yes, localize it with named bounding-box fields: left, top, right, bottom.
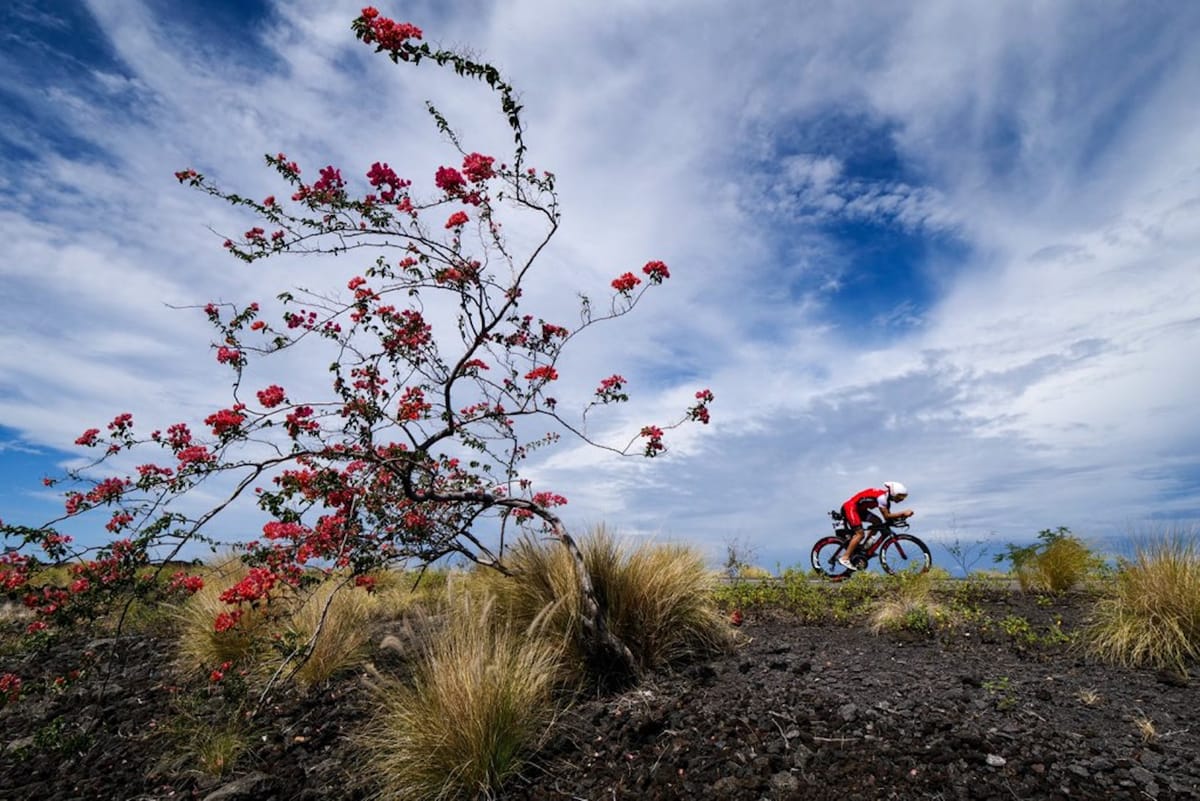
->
left=2, top=590, right=1198, bottom=800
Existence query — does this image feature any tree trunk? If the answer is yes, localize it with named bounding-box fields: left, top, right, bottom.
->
left=550, top=520, right=638, bottom=689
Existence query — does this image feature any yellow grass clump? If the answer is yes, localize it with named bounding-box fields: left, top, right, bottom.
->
left=470, top=526, right=735, bottom=676
left=175, top=557, right=384, bottom=688
left=869, top=569, right=948, bottom=635
left=175, top=557, right=283, bottom=670
left=278, top=578, right=379, bottom=689
left=1087, top=534, right=1200, bottom=673
left=361, top=592, right=565, bottom=801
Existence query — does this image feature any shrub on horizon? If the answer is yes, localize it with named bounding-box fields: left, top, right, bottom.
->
left=995, top=527, right=1104, bottom=593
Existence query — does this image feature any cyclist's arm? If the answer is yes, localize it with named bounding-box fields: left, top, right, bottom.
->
left=879, top=503, right=913, bottom=522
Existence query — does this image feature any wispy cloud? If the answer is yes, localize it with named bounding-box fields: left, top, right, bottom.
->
left=2, top=0, right=1198, bottom=568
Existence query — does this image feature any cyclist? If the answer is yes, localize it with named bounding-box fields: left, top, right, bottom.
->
left=838, top=481, right=913, bottom=571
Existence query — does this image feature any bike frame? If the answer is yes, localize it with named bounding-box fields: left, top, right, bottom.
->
left=813, top=510, right=930, bottom=579
left=829, top=512, right=910, bottom=565
left=836, top=524, right=893, bottom=565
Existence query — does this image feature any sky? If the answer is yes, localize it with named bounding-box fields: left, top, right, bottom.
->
left=2, top=0, right=1199, bottom=573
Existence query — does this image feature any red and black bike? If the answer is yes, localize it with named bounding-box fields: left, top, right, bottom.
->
left=811, top=510, right=932, bottom=581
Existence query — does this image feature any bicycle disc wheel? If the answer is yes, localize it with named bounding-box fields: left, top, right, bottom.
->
left=879, top=534, right=932, bottom=575
left=811, top=536, right=853, bottom=581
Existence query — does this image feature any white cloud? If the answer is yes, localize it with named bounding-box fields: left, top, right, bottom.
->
left=2, top=0, right=1199, bottom=569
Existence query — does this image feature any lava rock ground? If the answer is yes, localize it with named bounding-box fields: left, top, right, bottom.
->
left=2, top=591, right=1197, bottom=800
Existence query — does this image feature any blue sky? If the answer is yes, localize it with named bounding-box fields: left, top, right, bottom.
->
left=2, top=0, right=1199, bottom=571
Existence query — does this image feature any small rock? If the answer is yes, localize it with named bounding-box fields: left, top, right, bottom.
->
left=1128, top=766, right=1155, bottom=785
left=791, top=744, right=815, bottom=770
left=838, top=703, right=858, bottom=722
left=986, top=754, right=1007, bottom=767
left=712, top=775, right=742, bottom=795
left=770, top=771, right=800, bottom=793
left=202, top=772, right=272, bottom=801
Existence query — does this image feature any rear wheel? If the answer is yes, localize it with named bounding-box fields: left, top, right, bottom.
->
left=811, top=536, right=853, bottom=581
left=879, top=534, right=932, bottom=575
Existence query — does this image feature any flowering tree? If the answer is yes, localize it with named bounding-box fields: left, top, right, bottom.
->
left=0, top=8, right=711, bottom=681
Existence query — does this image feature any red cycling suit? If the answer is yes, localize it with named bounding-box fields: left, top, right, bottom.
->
left=841, top=487, right=890, bottom=529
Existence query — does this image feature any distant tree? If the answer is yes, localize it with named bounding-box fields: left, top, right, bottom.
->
left=0, top=7, right=713, bottom=683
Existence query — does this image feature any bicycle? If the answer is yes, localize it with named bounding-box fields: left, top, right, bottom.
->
left=810, top=510, right=932, bottom=581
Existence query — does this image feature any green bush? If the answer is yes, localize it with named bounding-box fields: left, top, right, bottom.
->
left=995, top=527, right=1103, bottom=593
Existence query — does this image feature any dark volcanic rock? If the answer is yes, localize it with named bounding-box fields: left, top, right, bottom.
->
left=2, top=592, right=1198, bottom=800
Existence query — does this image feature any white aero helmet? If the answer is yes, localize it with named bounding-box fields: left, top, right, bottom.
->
left=884, top=481, right=908, bottom=501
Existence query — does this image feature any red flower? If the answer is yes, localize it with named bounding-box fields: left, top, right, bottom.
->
left=215, top=346, right=242, bottom=365
left=525, top=365, right=559, bottom=382
left=444, top=210, right=470, bottom=228
left=642, top=260, right=670, bottom=283
left=177, top=445, right=215, bottom=466
left=204, top=406, right=247, bottom=436
left=611, top=272, right=641, bottom=293
left=257, top=385, right=286, bottom=408
left=435, top=166, right=466, bottom=194
left=462, top=152, right=495, bottom=183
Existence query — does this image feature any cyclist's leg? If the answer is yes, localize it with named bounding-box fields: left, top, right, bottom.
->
left=840, top=503, right=864, bottom=565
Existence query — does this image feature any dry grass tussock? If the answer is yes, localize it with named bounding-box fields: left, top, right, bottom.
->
left=869, top=570, right=948, bottom=634
left=469, top=526, right=735, bottom=675
left=280, top=578, right=378, bottom=689
left=360, top=592, right=565, bottom=801
left=175, top=557, right=388, bottom=687
left=1087, top=533, right=1200, bottom=673
left=175, top=557, right=281, bottom=670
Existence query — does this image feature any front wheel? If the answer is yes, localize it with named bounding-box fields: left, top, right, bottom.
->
left=811, top=536, right=853, bottom=581
left=879, top=534, right=932, bottom=575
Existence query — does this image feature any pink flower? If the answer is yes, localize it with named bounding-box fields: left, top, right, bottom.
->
left=358, top=12, right=422, bottom=50
left=444, top=210, right=470, bottom=228
left=640, top=425, right=665, bottom=456
left=531, top=491, right=568, bottom=508
left=611, top=272, right=641, bottom=293
left=215, top=346, right=242, bottom=365
left=75, top=428, right=101, bottom=446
